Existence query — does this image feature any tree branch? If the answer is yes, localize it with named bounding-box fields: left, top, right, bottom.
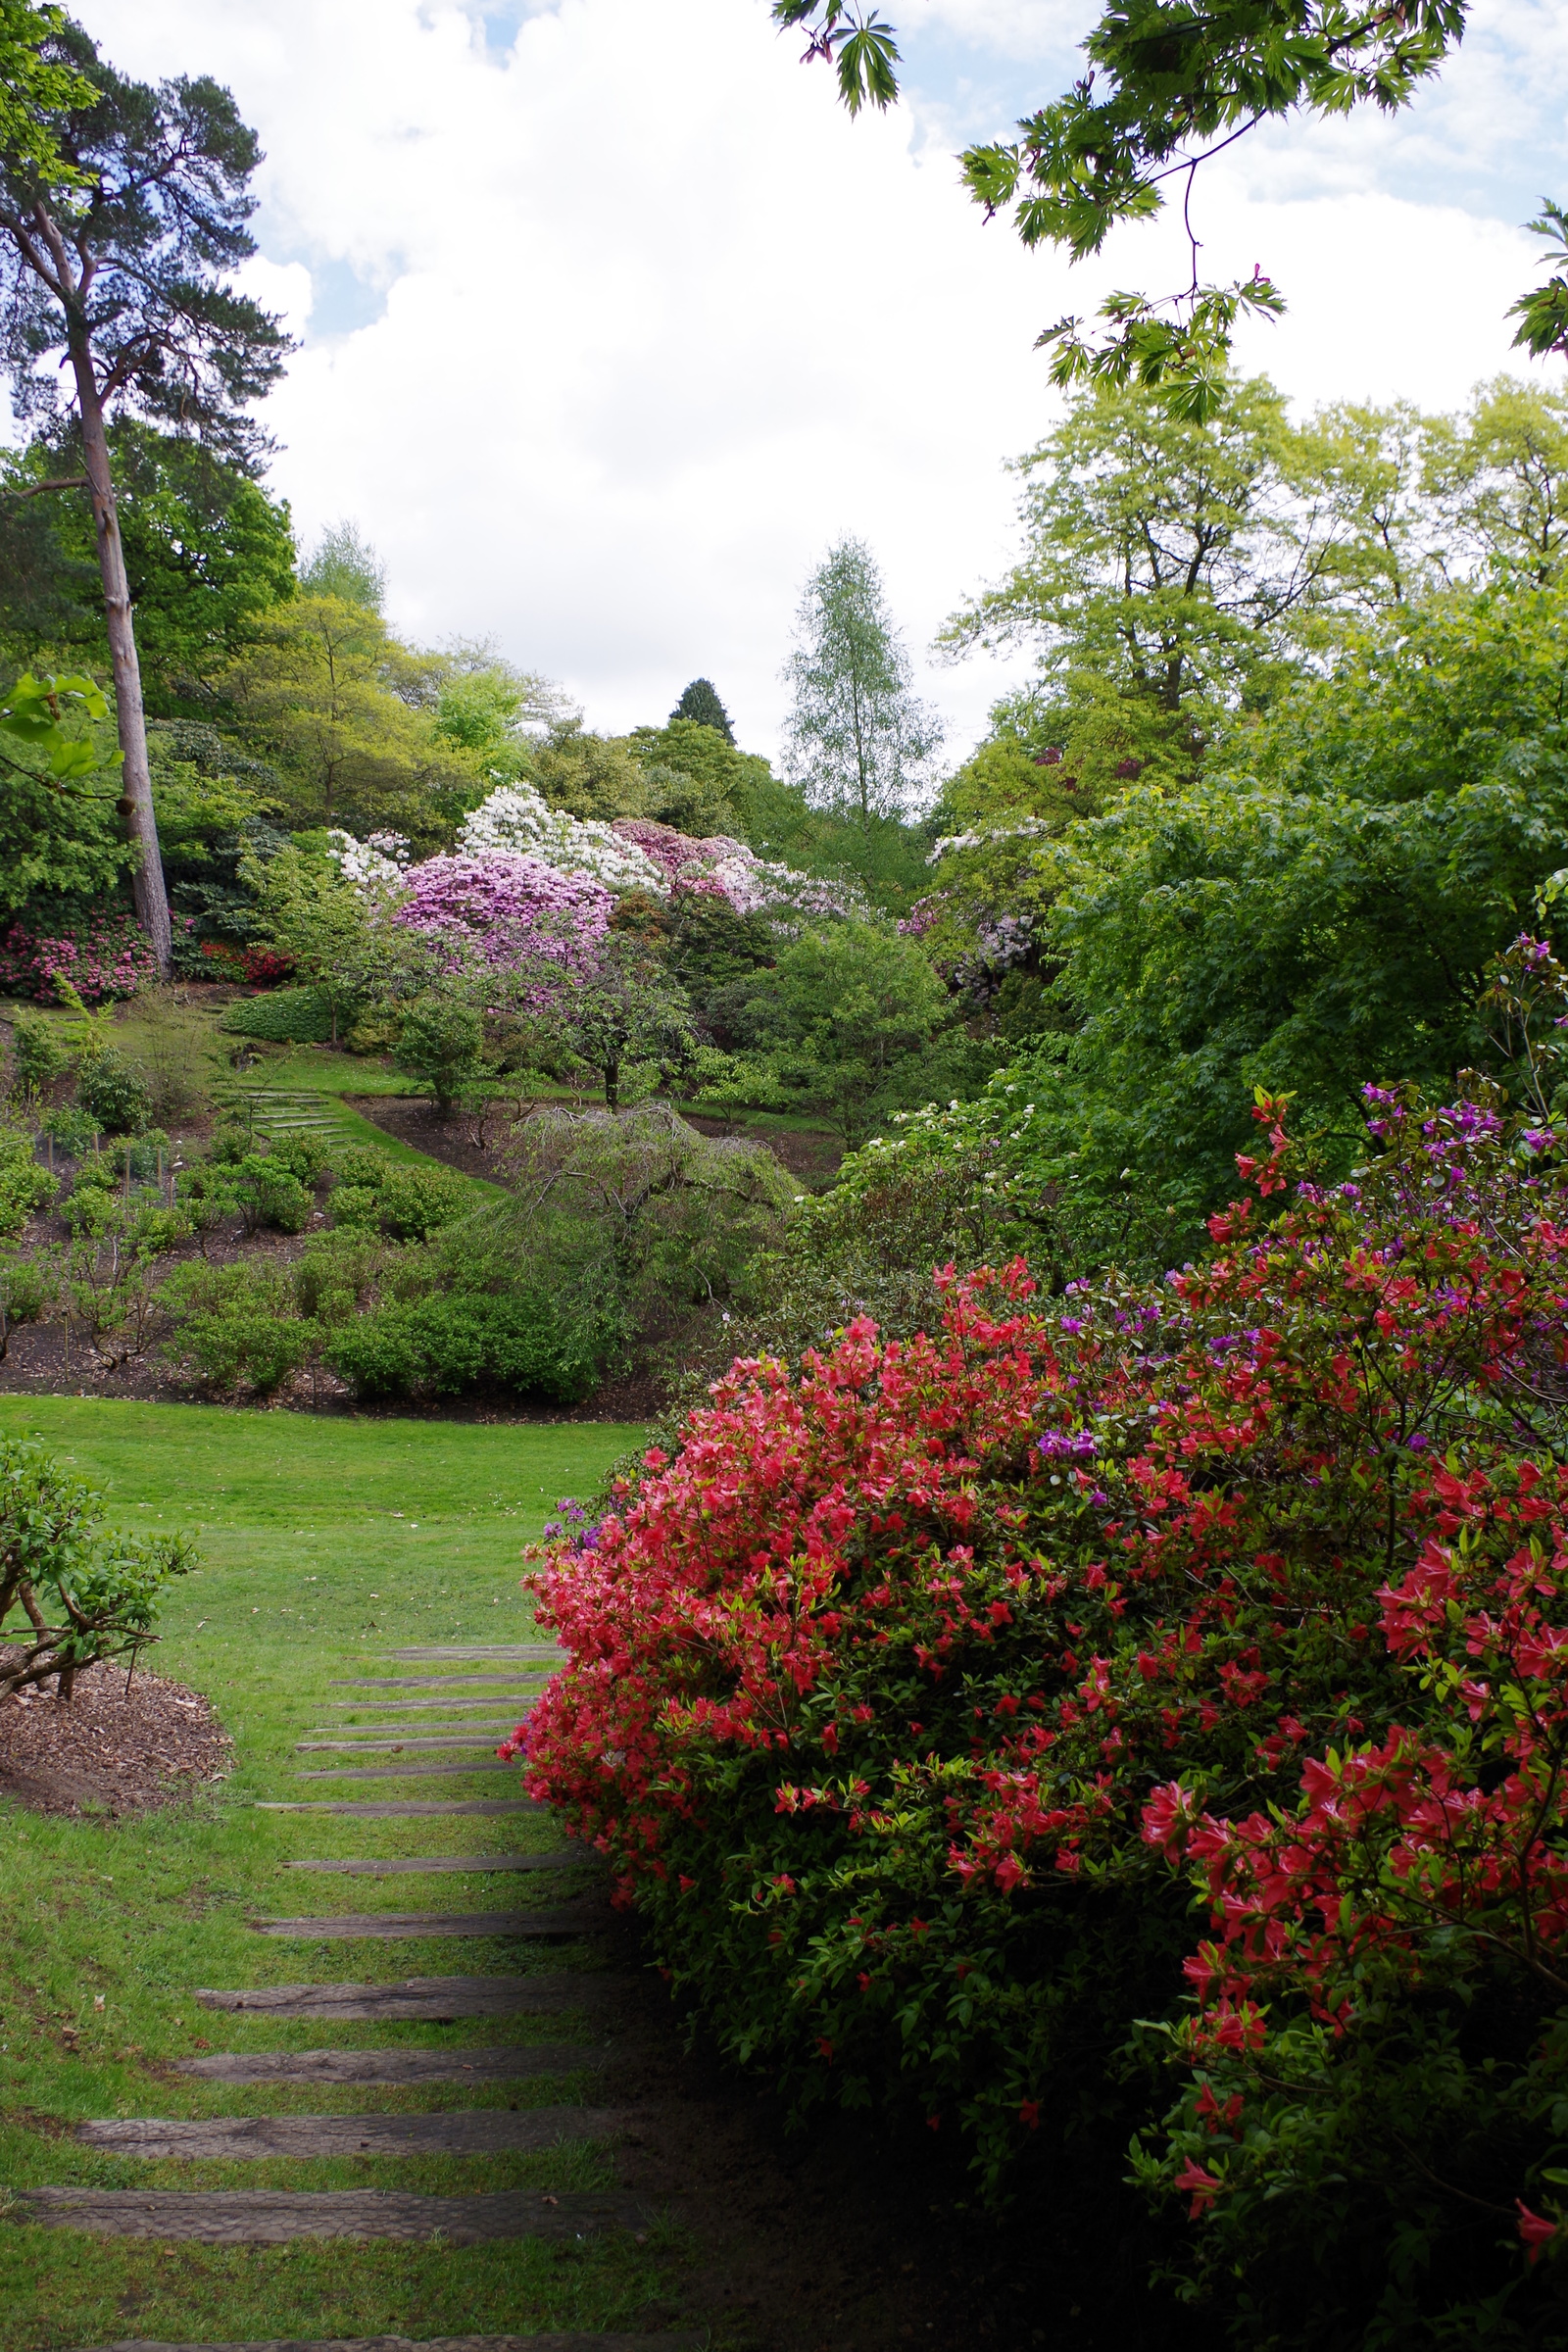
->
left=4, top=475, right=88, bottom=498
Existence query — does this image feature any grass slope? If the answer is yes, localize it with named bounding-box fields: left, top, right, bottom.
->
left=0, top=1397, right=663, bottom=2349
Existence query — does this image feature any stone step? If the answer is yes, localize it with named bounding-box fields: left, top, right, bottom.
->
left=329, top=1675, right=551, bottom=1690
left=85, top=2335, right=697, bottom=2351
left=20, top=2185, right=662, bottom=2243
left=256, top=1800, right=541, bottom=1818
left=294, top=1735, right=516, bottom=1752
left=196, top=1975, right=622, bottom=2020
left=283, top=1854, right=587, bottom=1876
left=176, top=2044, right=607, bottom=2085
left=84, top=2335, right=699, bottom=2351
left=383, top=1646, right=564, bottom=1662
left=77, top=2109, right=629, bottom=2160
left=317, top=1702, right=540, bottom=1721
left=293, top=1761, right=515, bottom=1782
left=250, top=1910, right=602, bottom=1940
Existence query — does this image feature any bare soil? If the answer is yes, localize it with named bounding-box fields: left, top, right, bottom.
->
left=592, top=1911, right=1202, bottom=2352
left=0, top=1655, right=231, bottom=1818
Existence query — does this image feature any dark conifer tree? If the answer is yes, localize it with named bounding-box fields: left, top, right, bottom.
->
left=669, top=676, right=735, bottom=744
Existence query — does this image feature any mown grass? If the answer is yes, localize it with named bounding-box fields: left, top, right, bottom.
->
left=0, top=1397, right=682, bottom=2350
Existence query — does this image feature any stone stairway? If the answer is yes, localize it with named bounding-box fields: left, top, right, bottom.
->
left=210, top=1085, right=367, bottom=1150
left=31, top=1642, right=695, bottom=2352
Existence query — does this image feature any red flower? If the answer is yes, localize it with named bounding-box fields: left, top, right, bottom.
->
left=1174, top=2158, right=1224, bottom=2219
left=1517, top=2203, right=1557, bottom=2264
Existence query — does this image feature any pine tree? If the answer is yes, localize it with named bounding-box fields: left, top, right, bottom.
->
left=669, top=676, right=735, bottom=745
left=0, top=20, right=289, bottom=972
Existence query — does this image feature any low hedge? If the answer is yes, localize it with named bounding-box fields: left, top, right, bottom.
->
left=220, top=986, right=336, bottom=1044
left=520, top=1054, right=1568, bottom=2343
left=325, top=1290, right=597, bottom=1402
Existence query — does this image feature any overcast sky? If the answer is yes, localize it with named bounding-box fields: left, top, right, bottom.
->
left=66, top=0, right=1568, bottom=766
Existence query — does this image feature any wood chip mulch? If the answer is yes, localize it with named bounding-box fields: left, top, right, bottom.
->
left=0, top=1655, right=231, bottom=1818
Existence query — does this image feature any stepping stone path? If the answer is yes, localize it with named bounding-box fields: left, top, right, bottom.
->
left=26, top=1642, right=694, bottom=2352
left=210, top=1084, right=368, bottom=1152
left=88, top=2338, right=695, bottom=2352
left=88, top=2339, right=695, bottom=2352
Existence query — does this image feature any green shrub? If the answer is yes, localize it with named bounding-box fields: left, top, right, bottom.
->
left=209, top=1116, right=259, bottom=1165
left=0, top=1123, right=57, bottom=1239
left=159, top=1262, right=313, bottom=1394
left=325, top=1152, right=469, bottom=1242
left=220, top=986, right=336, bottom=1045
left=265, top=1130, right=332, bottom=1185
left=229, top=1153, right=311, bottom=1236
left=37, top=1104, right=99, bottom=1159
left=325, top=1292, right=594, bottom=1402
left=77, top=1050, right=152, bottom=1136
left=0, top=1250, right=52, bottom=1356
left=178, top=1310, right=314, bottom=1394
left=103, top=1129, right=171, bottom=1183
left=370, top=1163, right=469, bottom=1241
left=7, top=1010, right=69, bottom=1100
left=395, top=996, right=484, bottom=1112
left=0, top=1437, right=193, bottom=1698
left=328, top=1145, right=395, bottom=1189
left=292, top=1229, right=393, bottom=1324
left=324, top=1182, right=380, bottom=1233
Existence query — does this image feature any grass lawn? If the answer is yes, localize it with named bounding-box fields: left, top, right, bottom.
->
left=0, top=1397, right=665, bottom=2350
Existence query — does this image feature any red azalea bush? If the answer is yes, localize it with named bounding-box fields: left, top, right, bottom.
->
left=192, top=940, right=297, bottom=986
left=518, top=948, right=1568, bottom=2344
left=0, top=915, right=158, bottom=1003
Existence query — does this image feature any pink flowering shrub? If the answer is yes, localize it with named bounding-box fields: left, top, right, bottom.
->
left=0, top=916, right=158, bottom=1003
left=515, top=945, right=1568, bottom=2342
left=393, top=852, right=612, bottom=974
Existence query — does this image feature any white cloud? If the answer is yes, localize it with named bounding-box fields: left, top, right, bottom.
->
left=69, top=0, right=1568, bottom=767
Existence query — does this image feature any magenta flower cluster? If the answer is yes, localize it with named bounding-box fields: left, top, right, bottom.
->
left=392, top=853, right=612, bottom=973
left=0, top=916, right=159, bottom=1004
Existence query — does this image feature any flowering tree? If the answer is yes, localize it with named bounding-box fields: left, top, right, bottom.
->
left=515, top=938, right=1568, bottom=2341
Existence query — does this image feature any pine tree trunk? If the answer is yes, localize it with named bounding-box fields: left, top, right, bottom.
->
left=70, top=345, right=172, bottom=976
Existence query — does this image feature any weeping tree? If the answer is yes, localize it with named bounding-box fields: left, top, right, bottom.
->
left=0, top=14, right=290, bottom=973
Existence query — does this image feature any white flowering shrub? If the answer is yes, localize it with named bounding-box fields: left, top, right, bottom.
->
left=326, top=829, right=412, bottom=903
left=458, top=785, right=666, bottom=895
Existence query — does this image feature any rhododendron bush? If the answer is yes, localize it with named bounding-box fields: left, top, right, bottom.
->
left=392, top=852, right=611, bottom=974
left=517, top=942, right=1568, bottom=2341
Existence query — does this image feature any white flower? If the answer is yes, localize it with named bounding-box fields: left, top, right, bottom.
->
left=459, top=784, right=666, bottom=894
left=928, top=818, right=1052, bottom=863
left=326, top=829, right=409, bottom=902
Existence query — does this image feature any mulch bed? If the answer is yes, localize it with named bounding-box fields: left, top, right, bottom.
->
left=0, top=1654, right=231, bottom=1817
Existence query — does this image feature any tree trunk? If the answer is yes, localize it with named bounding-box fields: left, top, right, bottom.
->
left=70, top=346, right=172, bottom=976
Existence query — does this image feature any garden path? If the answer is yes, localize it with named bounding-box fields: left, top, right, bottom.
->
left=22, top=1642, right=697, bottom=2352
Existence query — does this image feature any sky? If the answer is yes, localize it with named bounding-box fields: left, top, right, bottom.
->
left=62, top=0, right=1568, bottom=766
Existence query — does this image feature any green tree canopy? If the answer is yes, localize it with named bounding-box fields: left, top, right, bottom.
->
left=0, top=3, right=91, bottom=179
left=218, top=593, right=471, bottom=842
left=0, top=421, right=295, bottom=704
left=704, top=921, right=979, bottom=1144
left=299, top=519, right=385, bottom=611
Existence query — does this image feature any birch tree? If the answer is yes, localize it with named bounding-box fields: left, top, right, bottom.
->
left=781, top=536, right=941, bottom=829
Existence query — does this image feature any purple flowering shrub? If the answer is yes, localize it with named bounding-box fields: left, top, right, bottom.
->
left=393, top=853, right=612, bottom=974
